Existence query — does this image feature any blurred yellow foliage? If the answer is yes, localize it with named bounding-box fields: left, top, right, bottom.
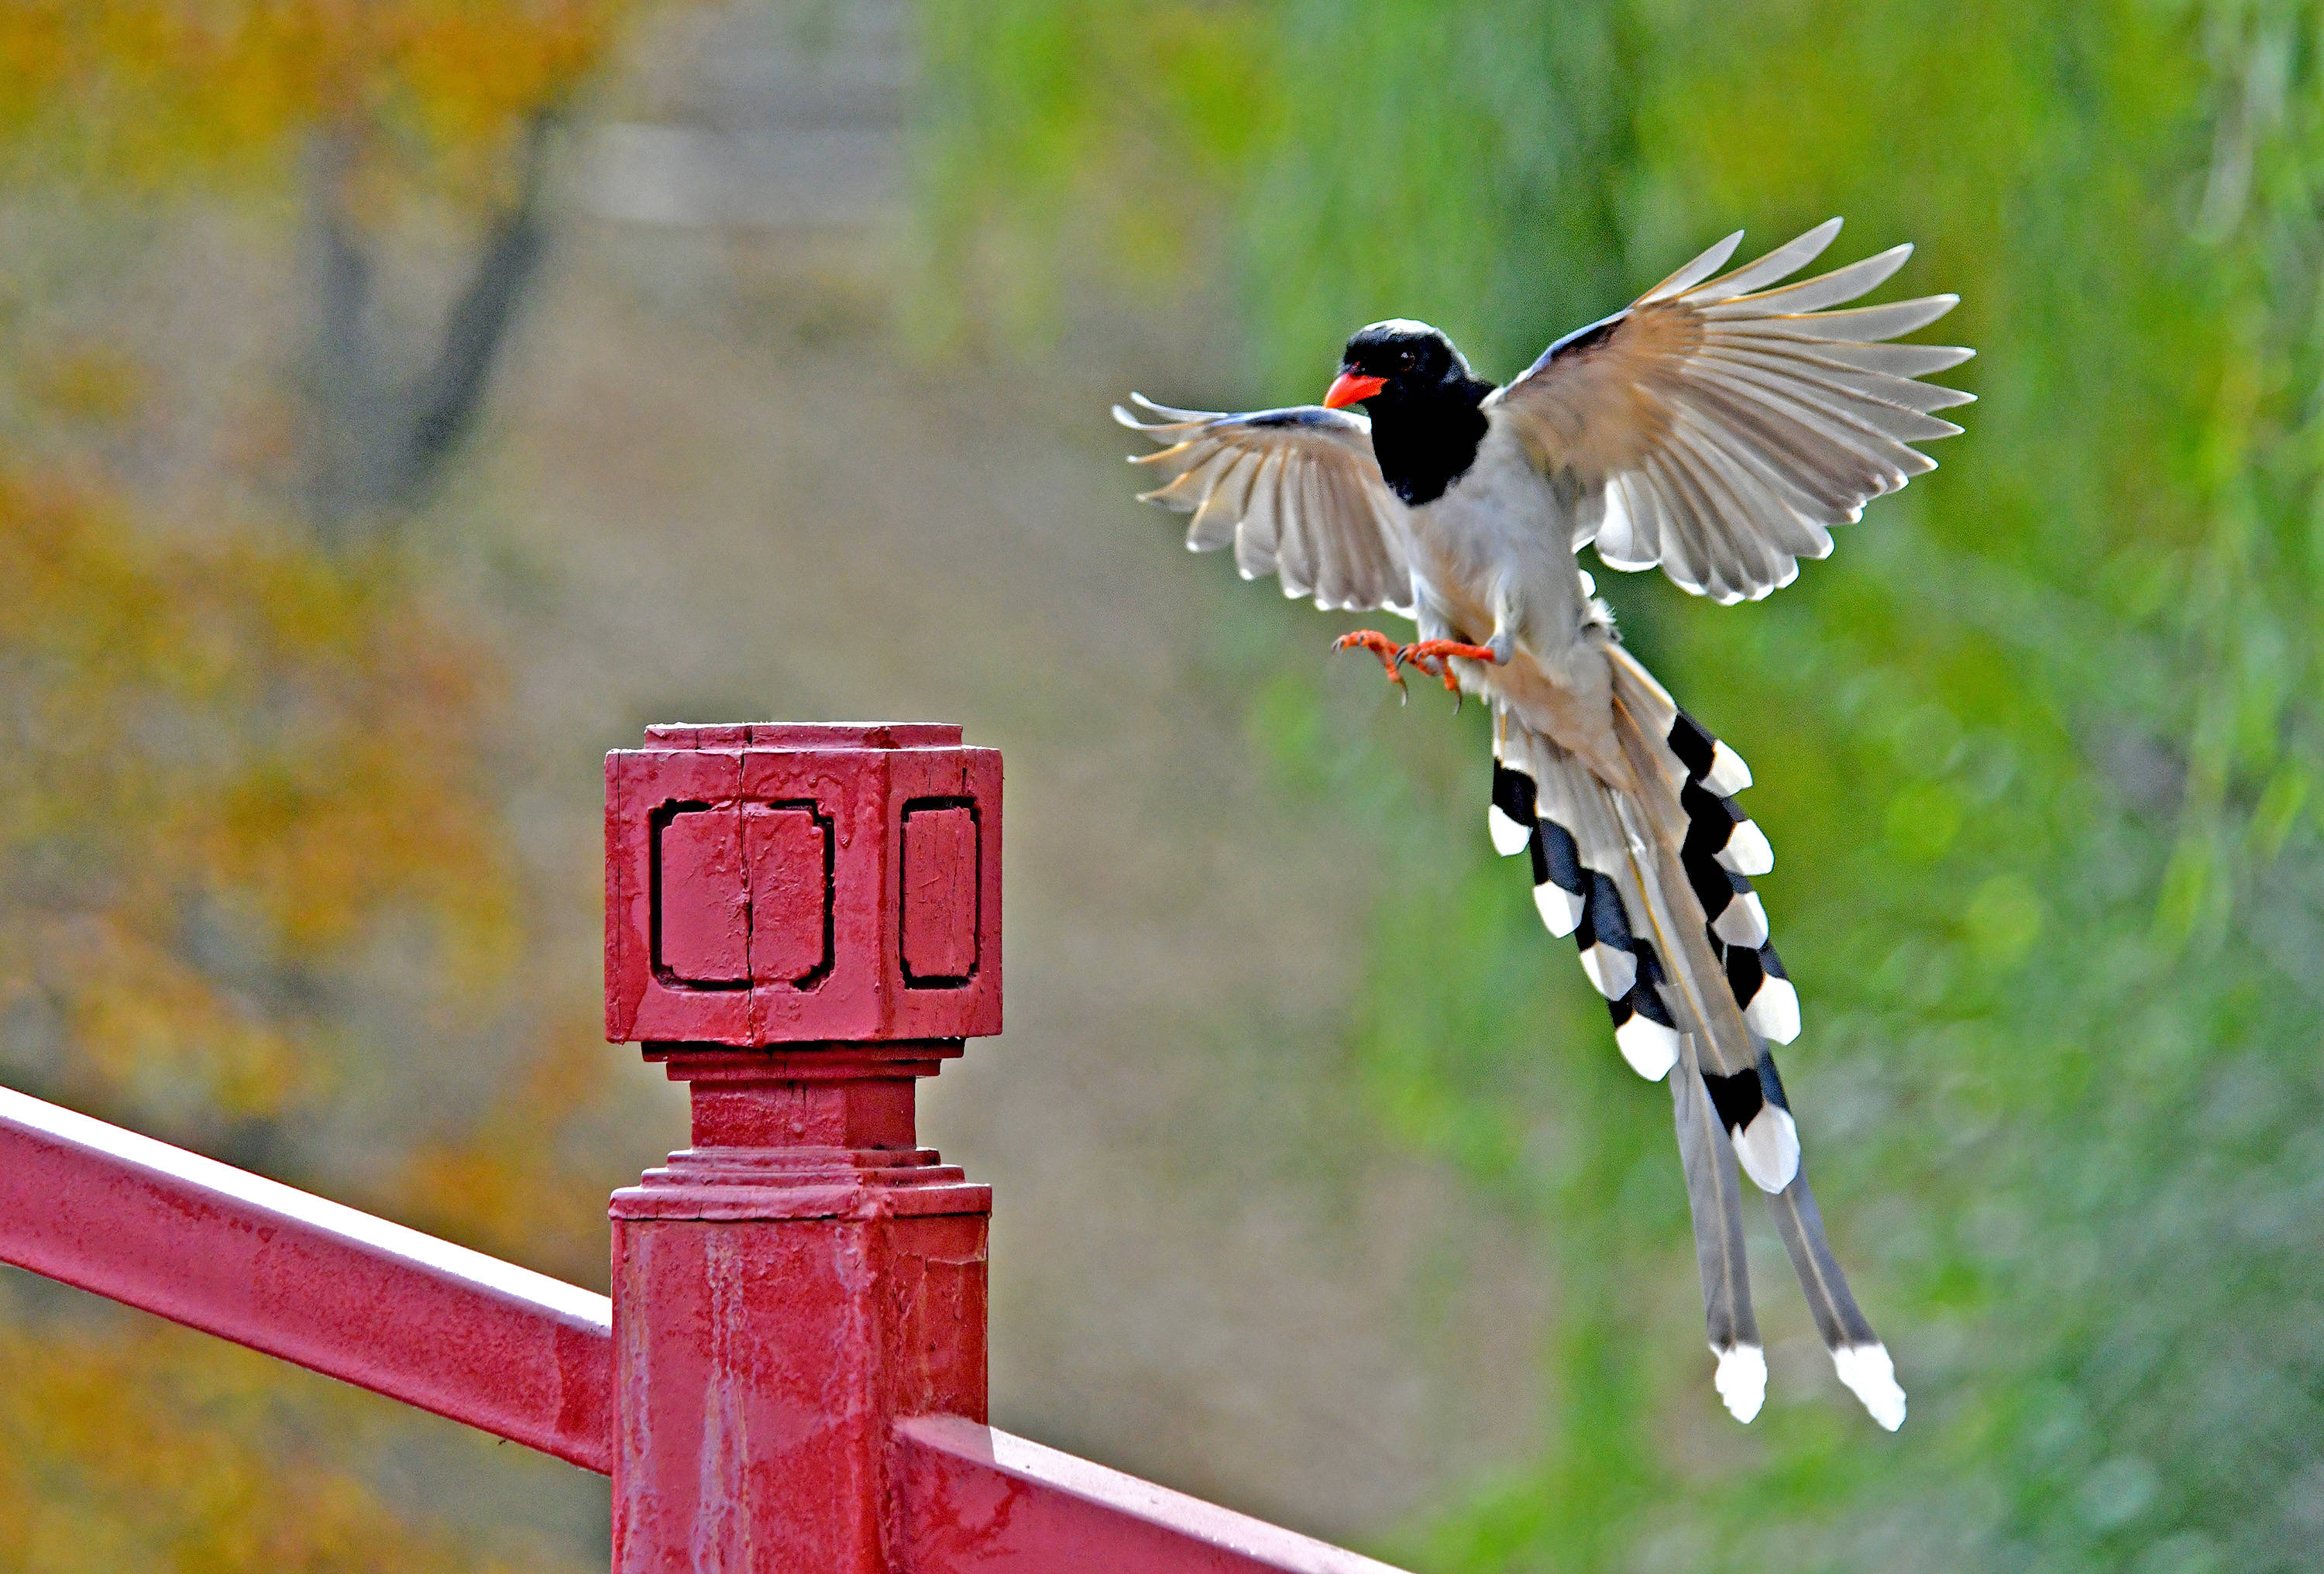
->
left=0, top=1311, right=555, bottom=1574
left=0, top=0, right=646, bottom=1567
left=0, top=466, right=517, bottom=1119
left=0, top=0, right=620, bottom=200
left=19, top=342, right=146, bottom=427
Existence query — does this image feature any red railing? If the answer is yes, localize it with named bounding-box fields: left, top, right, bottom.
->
left=0, top=723, right=1408, bottom=1574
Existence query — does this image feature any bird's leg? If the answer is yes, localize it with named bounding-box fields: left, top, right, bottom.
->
left=1415, top=611, right=1518, bottom=708
left=1332, top=630, right=1411, bottom=695
left=1401, top=641, right=1502, bottom=706
left=1332, top=631, right=1503, bottom=701
left=1401, top=639, right=1500, bottom=675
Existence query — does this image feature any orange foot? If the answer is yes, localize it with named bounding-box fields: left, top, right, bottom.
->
left=1332, top=630, right=1411, bottom=692
left=1401, top=639, right=1499, bottom=685
left=1331, top=631, right=1501, bottom=698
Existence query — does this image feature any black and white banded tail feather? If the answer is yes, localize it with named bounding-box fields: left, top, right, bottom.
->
left=1487, top=648, right=1904, bottom=1430
left=1669, top=1024, right=1765, bottom=1422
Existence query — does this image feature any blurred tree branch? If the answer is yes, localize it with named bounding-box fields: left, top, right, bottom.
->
left=306, top=113, right=555, bottom=540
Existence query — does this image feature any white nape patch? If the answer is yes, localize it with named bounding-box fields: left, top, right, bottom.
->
left=1488, top=804, right=1531, bottom=857
left=1713, top=891, right=1770, bottom=949
left=1578, top=568, right=1597, bottom=597
left=1717, top=819, right=1774, bottom=877
left=1733, top=1106, right=1800, bottom=1193
left=1745, top=974, right=1801, bottom=1044
left=1577, top=943, right=1637, bottom=1001
left=1533, top=882, right=1584, bottom=937
left=1833, top=1343, right=1906, bottom=1431
left=1704, top=741, right=1753, bottom=796
left=1614, top=1013, right=1679, bottom=1081
left=1714, top=1343, right=1768, bottom=1425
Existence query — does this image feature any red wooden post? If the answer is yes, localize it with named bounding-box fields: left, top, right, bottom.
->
left=603, top=723, right=1002, bottom=1574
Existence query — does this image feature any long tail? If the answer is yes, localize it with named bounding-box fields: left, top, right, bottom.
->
left=1489, top=641, right=1904, bottom=1430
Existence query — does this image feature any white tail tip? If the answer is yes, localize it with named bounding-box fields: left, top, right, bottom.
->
left=1578, top=941, right=1637, bottom=1001
left=1833, top=1342, right=1906, bottom=1431
left=1733, top=1105, right=1801, bottom=1193
left=1717, top=818, right=1775, bottom=876
left=1533, top=881, right=1584, bottom=938
left=1714, top=1343, right=1767, bottom=1423
left=1713, top=890, right=1770, bottom=949
left=1614, top=1013, right=1679, bottom=1081
left=1744, top=974, right=1801, bottom=1044
left=1705, top=740, right=1753, bottom=796
left=1488, top=803, right=1531, bottom=856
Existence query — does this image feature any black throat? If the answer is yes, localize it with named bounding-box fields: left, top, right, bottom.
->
left=1367, top=376, right=1494, bottom=506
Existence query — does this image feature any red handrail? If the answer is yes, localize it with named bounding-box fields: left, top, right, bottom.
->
left=0, top=1084, right=614, bottom=1473
left=897, top=1416, right=1410, bottom=1574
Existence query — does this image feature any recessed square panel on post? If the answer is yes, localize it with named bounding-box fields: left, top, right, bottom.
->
left=604, top=723, right=1002, bottom=1046
left=900, top=802, right=979, bottom=986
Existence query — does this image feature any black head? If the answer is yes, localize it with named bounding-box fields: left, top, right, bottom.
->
left=1322, top=320, right=1494, bottom=506
left=1322, top=320, right=1479, bottom=411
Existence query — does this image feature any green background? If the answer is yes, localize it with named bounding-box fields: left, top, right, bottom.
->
left=926, top=4, right=2324, bottom=1570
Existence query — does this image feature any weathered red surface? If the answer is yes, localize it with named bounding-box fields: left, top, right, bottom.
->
left=610, top=1045, right=992, bottom=1573
left=603, top=722, right=1002, bottom=1046
left=658, top=804, right=751, bottom=983
left=0, top=1084, right=614, bottom=1473
left=894, top=1415, right=1410, bottom=1574
left=746, top=804, right=827, bottom=982
left=900, top=804, right=979, bottom=982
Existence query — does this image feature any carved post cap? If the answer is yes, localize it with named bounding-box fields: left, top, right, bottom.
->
left=603, top=723, right=1002, bottom=1048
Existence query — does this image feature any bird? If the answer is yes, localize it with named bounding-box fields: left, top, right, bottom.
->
left=1114, top=219, right=1971, bottom=1430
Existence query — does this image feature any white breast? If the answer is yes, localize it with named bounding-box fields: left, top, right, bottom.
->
left=1404, top=421, right=1587, bottom=655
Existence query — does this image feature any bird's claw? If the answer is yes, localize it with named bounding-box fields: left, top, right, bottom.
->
left=1401, top=639, right=1498, bottom=690
left=1332, top=630, right=1410, bottom=692
left=1332, top=631, right=1499, bottom=703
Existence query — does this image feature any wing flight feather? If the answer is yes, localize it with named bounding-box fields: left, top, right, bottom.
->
left=1490, top=219, right=1972, bottom=603
left=1114, top=395, right=1414, bottom=614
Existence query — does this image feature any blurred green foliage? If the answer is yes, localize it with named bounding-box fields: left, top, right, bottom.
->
left=923, top=2, right=2324, bottom=1569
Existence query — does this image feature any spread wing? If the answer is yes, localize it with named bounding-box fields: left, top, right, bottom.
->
left=1490, top=219, right=1974, bottom=603
left=1114, top=394, right=1414, bottom=615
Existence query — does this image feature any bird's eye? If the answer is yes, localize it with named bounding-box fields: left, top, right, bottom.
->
left=1398, top=349, right=1418, bottom=371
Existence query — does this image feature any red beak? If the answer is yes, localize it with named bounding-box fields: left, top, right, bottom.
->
left=1322, top=370, right=1388, bottom=410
